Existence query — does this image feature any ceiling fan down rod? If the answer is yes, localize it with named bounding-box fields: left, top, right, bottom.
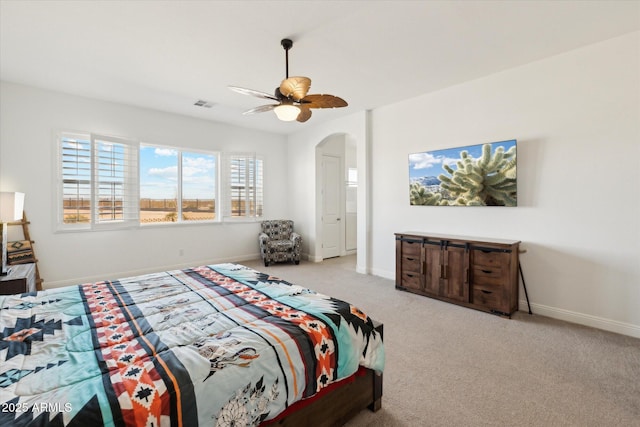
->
left=281, top=38, right=293, bottom=79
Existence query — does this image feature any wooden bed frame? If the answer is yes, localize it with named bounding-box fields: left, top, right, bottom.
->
left=266, top=322, right=384, bottom=426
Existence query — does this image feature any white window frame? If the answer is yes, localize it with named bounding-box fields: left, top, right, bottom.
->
left=55, top=131, right=139, bottom=232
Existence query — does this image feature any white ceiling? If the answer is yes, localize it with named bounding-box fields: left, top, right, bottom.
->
left=1, top=1, right=638, bottom=135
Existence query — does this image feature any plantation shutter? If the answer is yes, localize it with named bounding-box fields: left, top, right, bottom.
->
left=92, top=134, right=139, bottom=229
left=56, top=132, right=139, bottom=231
left=254, top=156, right=263, bottom=217
left=58, top=132, right=92, bottom=230
left=223, top=153, right=263, bottom=219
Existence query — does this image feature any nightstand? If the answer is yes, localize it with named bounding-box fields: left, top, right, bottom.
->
left=0, top=263, right=36, bottom=295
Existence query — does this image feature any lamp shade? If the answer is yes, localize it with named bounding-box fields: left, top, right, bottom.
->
left=274, top=104, right=300, bottom=122
left=0, top=192, right=25, bottom=222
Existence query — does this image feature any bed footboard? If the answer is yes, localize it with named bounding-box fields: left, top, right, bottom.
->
left=266, top=321, right=383, bottom=426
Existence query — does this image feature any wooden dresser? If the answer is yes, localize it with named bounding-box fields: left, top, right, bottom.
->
left=395, top=232, right=520, bottom=317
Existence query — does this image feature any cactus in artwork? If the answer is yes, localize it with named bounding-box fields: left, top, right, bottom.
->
left=410, top=182, right=443, bottom=205
left=438, top=143, right=516, bottom=206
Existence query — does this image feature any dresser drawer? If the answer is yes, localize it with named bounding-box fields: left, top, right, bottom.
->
left=472, top=285, right=505, bottom=310
left=401, top=255, right=421, bottom=273
left=472, top=249, right=510, bottom=268
left=472, top=266, right=506, bottom=286
left=401, top=239, right=422, bottom=257
left=473, top=288, right=500, bottom=309
left=401, top=271, right=422, bottom=290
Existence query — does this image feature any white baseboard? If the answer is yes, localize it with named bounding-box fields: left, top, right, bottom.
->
left=356, top=266, right=369, bottom=275
left=305, top=253, right=324, bottom=263
left=519, top=300, right=640, bottom=339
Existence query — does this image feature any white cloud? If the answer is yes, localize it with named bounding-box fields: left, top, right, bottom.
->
left=148, top=166, right=177, bottom=178
left=409, top=152, right=440, bottom=170
left=183, top=156, right=215, bottom=176
left=441, top=156, right=462, bottom=167
left=155, top=148, right=178, bottom=157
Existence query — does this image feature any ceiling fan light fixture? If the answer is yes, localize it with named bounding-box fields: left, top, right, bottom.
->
left=230, top=38, right=347, bottom=123
left=274, top=104, right=300, bottom=121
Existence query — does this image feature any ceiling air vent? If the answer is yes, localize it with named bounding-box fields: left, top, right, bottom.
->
left=194, top=100, right=215, bottom=108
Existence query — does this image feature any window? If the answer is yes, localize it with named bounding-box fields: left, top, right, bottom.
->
left=140, top=145, right=217, bottom=224
left=224, top=153, right=263, bottom=220
left=57, top=132, right=138, bottom=231
left=56, top=131, right=262, bottom=230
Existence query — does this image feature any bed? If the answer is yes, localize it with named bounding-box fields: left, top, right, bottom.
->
left=0, top=263, right=384, bottom=426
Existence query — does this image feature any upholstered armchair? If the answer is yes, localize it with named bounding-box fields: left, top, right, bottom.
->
left=259, top=220, right=302, bottom=266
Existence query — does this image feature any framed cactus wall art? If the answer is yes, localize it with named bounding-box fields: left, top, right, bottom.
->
left=409, top=140, right=517, bottom=206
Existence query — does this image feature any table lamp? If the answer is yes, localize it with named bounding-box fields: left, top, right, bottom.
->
left=0, top=192, right=25, bottom=275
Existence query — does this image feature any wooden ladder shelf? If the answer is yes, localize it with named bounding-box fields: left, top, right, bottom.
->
left=6, top=212, right=43, bottom=290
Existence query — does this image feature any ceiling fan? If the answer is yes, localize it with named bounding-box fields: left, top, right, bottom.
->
left=229, top=39, right=348, bottom=123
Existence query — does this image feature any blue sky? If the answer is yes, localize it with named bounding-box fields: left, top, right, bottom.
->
left=140, top=145, right=216, bottom=199
left=408, top=140, right=516, bottom=179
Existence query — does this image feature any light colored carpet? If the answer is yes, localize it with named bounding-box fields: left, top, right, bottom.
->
left=242, top=255, right=640, bottom=427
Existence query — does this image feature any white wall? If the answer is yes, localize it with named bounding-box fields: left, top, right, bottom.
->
left=0, top=82, right=289, bottom=287
left=369, top=32, right=640, bottom=337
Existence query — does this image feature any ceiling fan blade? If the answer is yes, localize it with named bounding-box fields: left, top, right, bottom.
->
left=301, top=94, right=348, bottom=109
left=280, top=77, right=311, bottom=101
left=296, top=106, right=312, bottom=123
left=243, top=104, right=278, bottom=115
left=229, top=86, right=280, bottom=101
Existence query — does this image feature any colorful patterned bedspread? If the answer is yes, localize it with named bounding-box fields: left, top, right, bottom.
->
left=0, top=263, right=385, bottom=426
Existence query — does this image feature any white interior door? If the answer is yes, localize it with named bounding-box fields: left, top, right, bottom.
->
left=322, top=155, right=341, bottom=259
